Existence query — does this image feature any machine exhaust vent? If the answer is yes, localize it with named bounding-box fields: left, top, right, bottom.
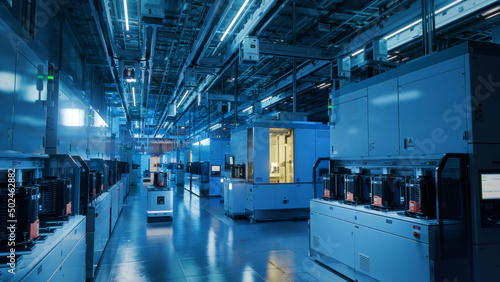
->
left=359, top=254, right=370, bottom=272
left=313, top=235, right=320, bottom=248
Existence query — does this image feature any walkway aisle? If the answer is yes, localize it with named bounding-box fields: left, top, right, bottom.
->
left=94, top=184, right=345, bottom=282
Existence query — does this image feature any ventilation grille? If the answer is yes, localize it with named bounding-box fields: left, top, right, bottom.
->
left=313, top=235, right=320, bottom=248
left=359, top=254, right=370, bottom=272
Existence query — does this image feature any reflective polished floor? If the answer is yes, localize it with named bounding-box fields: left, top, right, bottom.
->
left=94, top=184, right=347, bottom=282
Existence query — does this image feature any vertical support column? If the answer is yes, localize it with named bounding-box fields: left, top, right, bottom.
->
left=234, top=61, right=239, bottom=126
left=493, top=25, right=500, bottom=44
left=221, top=76, right=225, bottom=134
left=110, top=133, right=116, bottom=160
left=147, top=126, right=150, bottom=155
left=45, top=67, right=59, bottom=154
left=207, top=101, right=211, bottom=136
left=422, top=0, right=435, bottom=55
left=292, top=1, right=297, bottom=112
left=193, top=103, right=197, bottom=142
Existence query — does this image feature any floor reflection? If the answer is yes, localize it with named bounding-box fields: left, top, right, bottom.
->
left=94, top=183, right=347, bottom=281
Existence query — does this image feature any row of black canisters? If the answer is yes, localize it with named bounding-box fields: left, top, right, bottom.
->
left=38, top=178, right=72, bottom=218
left=323, top=174, right=436, bottom=218
left=0, top=186, right=40, bottom=245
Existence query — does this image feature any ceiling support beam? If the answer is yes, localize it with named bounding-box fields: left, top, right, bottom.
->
left=259, top=42, right=337, bottom=60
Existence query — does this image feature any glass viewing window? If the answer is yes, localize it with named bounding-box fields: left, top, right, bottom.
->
left=269, top=128, right=294, bottom=183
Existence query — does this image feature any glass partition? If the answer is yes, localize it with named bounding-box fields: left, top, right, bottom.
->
left=269, top=128, right=294, bottom=183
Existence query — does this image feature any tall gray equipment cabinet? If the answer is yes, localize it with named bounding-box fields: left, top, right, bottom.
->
left=310, top=42, right=500, bottom=282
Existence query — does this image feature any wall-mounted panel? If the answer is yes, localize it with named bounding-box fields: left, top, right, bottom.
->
left=368, top=78, right=399, bottom=157
left=399, top=68, right=467, bottom=156
left=331, top=98, right=369, bottom=158
left=253, top=127, right=270, bottom=184
left=295, top=128, right=315, bottom=183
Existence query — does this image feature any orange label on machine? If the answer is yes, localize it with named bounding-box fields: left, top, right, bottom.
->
left=346, top=192, right=354, bottom=202
left=324, top=189, right=331, bottom=198
left=408, top=201, right=420, bottom=213
left=101, top=184, right=104, bottom=191
left=30, top=219, right=39, bottom=239
left=66, top=202, right=72, bottom=215
left=373, top=196, right=382, bottom=206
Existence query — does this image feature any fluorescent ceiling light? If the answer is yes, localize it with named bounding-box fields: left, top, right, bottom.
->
left=385, top=0, right=464, bottom=41
left=242, top=106, right=253, bottom=112
left=482, top=6, right=500, bottom=17
left=220, top=0, right=250, bottom=42
left=262, top=96, right=272, bottom=103
left=435, top=0, right=463, bottom=14
left=177, top=90, right=189, bottom=108
left=351, top=49, right=364, bottom=57
left=123, top=0, right=129, bottom=31
left=482, top=7, right=500, bottom=20
left=209, top=123, right=222, bottom=131
left=132, top=87, right=136, bottom=106
left=383, top=19, right=422, bottom=40
left=318, top=82, right=331, bottom=89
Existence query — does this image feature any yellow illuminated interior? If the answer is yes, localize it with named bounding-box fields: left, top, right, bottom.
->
left=269, top=128, right=294, bottom=183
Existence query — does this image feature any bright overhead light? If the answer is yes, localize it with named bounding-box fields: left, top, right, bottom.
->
left=484, top=6, right=500, bottom=19
left=220, top=0, right=250, bottom=42
left=388, top=55, right=398, bottom=61
left=262, top=96, right=272, bottom=103
left=435, top=0, right=463, bottom=14
left=482, top=6, right=500, bottom=17
left=384, top=19, right=422, bottom=40
left=318, top=82, right=331, bottom=89
left=485, top=11, right=500, bottom=19
left=177, top=90, right=189, bottom=108
left=351, top=49, right=364, bottom=57
left=209, top=123, right=222, bottom=131
left=123, top=0, right=129, bottom=31
left=242, top=106, right=253, bottom=113
left=382, top=0, right=462, bottom=41
left=132, top=87, right=136, bottom=106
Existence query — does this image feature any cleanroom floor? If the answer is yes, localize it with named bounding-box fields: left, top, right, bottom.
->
left=94, top=183, right=346, bottom=282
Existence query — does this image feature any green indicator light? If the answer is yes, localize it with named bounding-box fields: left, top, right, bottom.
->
left=427, top=162, right=430, bottom=165
left=37, top=75, right=44, bottom=79
left=48, top=75, right=54, bottom=80
left=328, top=105, right=333, bottom=109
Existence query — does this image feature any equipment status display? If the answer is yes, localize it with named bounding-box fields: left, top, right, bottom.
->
left=211, top=165, right=221, bottom=172
left=481, top=173, right=500, bottom=200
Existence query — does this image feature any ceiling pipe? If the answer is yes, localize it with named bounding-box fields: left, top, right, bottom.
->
left=89, top=0, right=130, bottom=121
